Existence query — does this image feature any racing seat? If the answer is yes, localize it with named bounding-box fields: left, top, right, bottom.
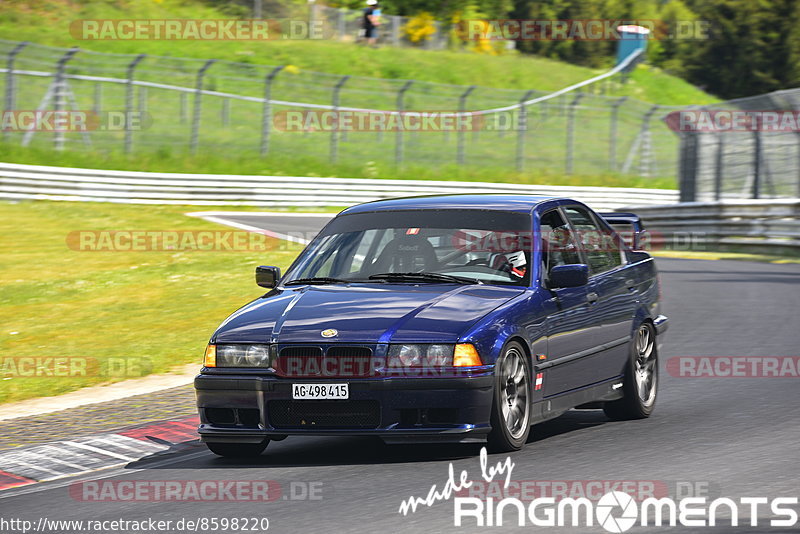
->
left=369, top=234, right=439, bottom=273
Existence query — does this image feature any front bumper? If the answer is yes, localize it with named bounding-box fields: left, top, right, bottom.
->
left=195, top=373, right=494, bottom=444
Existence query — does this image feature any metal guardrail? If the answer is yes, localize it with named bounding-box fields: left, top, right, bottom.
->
left=625, top=200, right=800, bottom=253
left=0, top=162, right=677, bottom=210
left=2, top=161, right=795, bottom=253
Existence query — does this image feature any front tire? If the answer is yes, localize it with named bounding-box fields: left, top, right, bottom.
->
left=488, top=341, right=532, bottom=452
left=604, top=322, right=658, bottom=420
left=206, top=439, right=269, bottom=458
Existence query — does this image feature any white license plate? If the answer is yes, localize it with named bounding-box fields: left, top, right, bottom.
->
left=292, top=383, right=349, bottom=400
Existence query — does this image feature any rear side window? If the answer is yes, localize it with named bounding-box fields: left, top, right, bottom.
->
left=562, top=206, right=623, bottom=275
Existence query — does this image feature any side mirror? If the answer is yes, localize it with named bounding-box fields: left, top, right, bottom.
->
left=255, top=266, right=281, bottom=289
left=549, top=264, right=589, bottom=288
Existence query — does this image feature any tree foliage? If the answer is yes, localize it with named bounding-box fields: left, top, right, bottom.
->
left=330, top=0, right=800, bottom=98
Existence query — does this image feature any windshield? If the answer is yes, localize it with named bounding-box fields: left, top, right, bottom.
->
left=283, top=209, right=532, bottom=286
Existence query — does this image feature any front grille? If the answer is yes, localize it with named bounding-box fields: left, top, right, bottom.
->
left=326, top=346, right=371, bottom=359
left=279, top=346, right=323, bottom=359
left=268, top=400, right=380, bottom=429
left=274, top=346, right=375, bottom=378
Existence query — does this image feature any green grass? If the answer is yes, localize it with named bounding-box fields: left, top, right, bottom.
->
left=0, top=0, right=717, bottom=106
left=0, top=142, right=678, bottom=189
left=0, top=200, right=305, bottom=404
left=0, top=1, right=713, bottom=185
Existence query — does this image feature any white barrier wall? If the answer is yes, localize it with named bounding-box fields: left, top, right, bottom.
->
left=0, top=162, right=677, bottom=211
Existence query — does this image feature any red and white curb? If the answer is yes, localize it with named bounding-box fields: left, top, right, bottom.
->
left=0, top=415, right=199, bottom=491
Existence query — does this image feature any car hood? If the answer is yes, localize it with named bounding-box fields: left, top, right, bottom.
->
left=213, top=284, right=525, bottom=344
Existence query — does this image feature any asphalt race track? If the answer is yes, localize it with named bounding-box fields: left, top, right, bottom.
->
left=1, top=215, right=799, bottom=534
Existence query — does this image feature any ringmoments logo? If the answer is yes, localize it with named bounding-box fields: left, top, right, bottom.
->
left=452, top=492, right=798, bottom=530
left=397, top=449, right=799, bottom=531
left=453, top=491, right=798, bottom=530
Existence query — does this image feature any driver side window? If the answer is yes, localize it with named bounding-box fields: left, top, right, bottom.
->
left=562, top=206, right=622, bottom=275
left=540, top=209, right=582, bottom=285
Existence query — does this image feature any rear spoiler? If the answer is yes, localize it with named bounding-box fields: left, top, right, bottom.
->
left=599, top=212, right=646, bottom=251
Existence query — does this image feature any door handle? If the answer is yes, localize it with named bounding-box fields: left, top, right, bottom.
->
left=626, top=279, right=637, bottom=291
left=587, top=292, right=599, bottom=303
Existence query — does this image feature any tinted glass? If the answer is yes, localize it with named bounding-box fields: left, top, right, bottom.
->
left=539, top=209, right=584, bottom=285
left=285, top=209, right=533, bottom=286
left=562, top=206, right=623, bottom=274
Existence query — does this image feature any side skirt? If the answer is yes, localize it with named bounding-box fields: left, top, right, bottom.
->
left=529, top=376, right=624, bottom=425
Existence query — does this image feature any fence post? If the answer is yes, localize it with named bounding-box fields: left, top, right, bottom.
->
left=565, top=93, right=584, bottom=175
left=53, top=47, right=79, bottom=151
left=253, top=0, right=262, bottom=19
left=260, top=65, right=283, bottom=156
left=124, top=54, right=145, bottom=155
left=752, top=131, right=761, bottom=199
left=678, top=132, right=699, bottom=202
left=330, top=75, right=350, bottom=163
left=395, top=80, right=413, bottom=166
left=714, top=133, right=724, bottom=200
left=190, top=59, right=215, bottom=154
left=457, top=85, right=475, bottom=165
left=516, top=90, right=534, bottom=172
left=608, top=96, right=627, bottom=171
left=3, top=41, right=28, bottom=142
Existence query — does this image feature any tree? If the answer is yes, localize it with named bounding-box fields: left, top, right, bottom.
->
left=683, top=0, right=800, bottom=98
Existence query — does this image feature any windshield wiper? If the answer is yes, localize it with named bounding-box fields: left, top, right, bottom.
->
left=368, top=272, right=482, bottom=284
left=285, top=277, right=353, bottom=286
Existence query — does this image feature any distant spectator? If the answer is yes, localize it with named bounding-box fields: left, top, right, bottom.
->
left=363, top=0, right=380, bottom=46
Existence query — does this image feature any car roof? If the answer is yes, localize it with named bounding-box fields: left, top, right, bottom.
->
left=340, top=194, right=561, bottom=215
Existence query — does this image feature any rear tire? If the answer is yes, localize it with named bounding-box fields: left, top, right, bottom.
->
left=604, top=322, right=658, bottom=420
left=488, top=341, right=532, bottom=452
left=206, top=439, right=269, bottom=458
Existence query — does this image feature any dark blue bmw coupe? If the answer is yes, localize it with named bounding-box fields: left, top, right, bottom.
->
left=195, top=195, right=668, bottom=455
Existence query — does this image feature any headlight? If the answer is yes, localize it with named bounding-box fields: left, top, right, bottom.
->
left=425, top=344, right=454, bottom=366
left=207, top=344, right=271, bottom=368
left=389, top=344, right=424, bottom=367
left=387, top=344, right=456, bottom=367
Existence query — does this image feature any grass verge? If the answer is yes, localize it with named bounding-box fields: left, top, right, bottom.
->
left=0, top=200, right=305, bottom=404
left=0, top=143, right=678, bottom=190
